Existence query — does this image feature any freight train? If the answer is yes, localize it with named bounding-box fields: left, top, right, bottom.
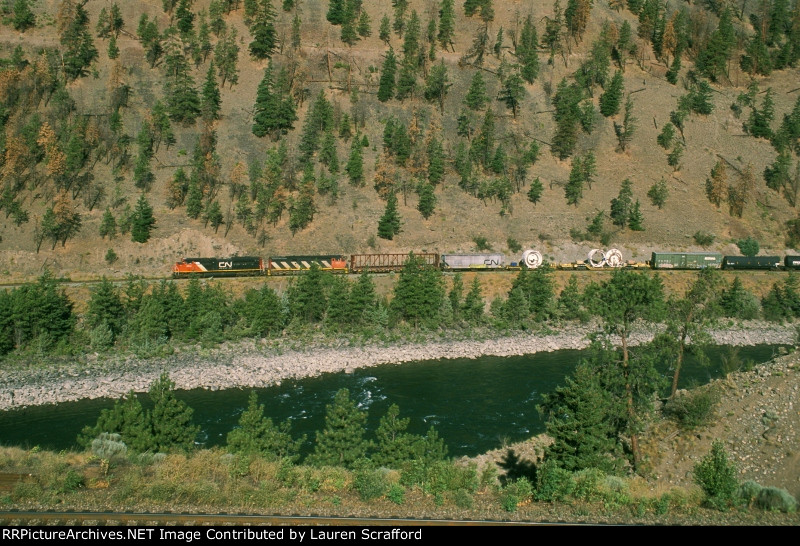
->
left=172, top=250, right=800, bottom=278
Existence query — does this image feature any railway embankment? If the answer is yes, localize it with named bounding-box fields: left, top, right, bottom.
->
left=0, top=321, right=796, bottom=411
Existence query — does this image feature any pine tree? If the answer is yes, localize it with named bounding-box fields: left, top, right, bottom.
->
left=252, top=63, right=297, bottom=138
left=614, top=95, right=636, bottom=152
left=249, top=0, right=278, bottom=59
left=423, top=62, right=450, bottom=114
left=438, top=0, right=456, bottom=51
left=319, top=131, right=340, bottom=173
left=288, top=171, right=317, bottom=234
left=204, top=200, right=224, bottom=232
left=538, top=358, right=623, bottom=472
left=516, top=14, right=540, bottom=83
left=215, top=28, right=240, bottom=87
left=527, top=177, right=544, bottom=205
left=610, top=178, right=634, bottom=227
left=147, top=372, right=200, bottom=452
left=416, top=180, right=436, bottom=219
left=657, top=122, right=675, bottom=149
left=377, top=48, right=398, bottom=102
left=464, top=71, right=489, bottom=110
left=346, top=137, right=364, bottom=185
left=392, top=253, right=445, bottom=325
left=379, top=14, right=391, bottom=44
left=551, top=79, right=582, bottom=160
left=11, top=0, right=36, bottom=31
left=99, top=208, right=117, bottom=239
left=107, top=34, right=120, bottom=59
left=201, top=62, right=222, bottom=122
left=309, top=388, right=370, bottom=468
left=131, top=194, right=156, bottom=243
left=377, top=192, right=402, bottom=239
left=599, top=70, right=624, bottom=117
left=327, top=0, right=346, bottom=25
left=227, top=391, right=302, bottom=461
left=497, top=72, right=526, bottom=118
left=629, top=199, right=644, bottom=230
left=565, top=157, right=584, bottom=205
left=705, top=160, right=727, bottom=208
left=647, top=178, right=669, bottom=209
left=372, top=404, right=417, bottom=467
left=58, top=0, right=99, bottom=80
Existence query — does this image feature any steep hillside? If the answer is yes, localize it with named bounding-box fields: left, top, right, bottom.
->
left=1, top=0, right=799, bottom=283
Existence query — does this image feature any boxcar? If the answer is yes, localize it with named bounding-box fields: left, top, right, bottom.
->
left=650, top=252, right=723, bottom=269
left=722, top=256, right=782, bottom=270
left=173, top=256, right=264, bottom=277
left=267, top=255, right=348, bottom=274
left=440, top=254, right=505, bottom=270
left=350, top=253, right=439, bottom=273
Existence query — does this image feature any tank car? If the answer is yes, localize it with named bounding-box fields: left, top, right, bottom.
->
left=721, top=256, right=782, bottom=270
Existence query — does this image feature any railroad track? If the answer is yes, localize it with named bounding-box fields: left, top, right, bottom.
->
left=0, top=510, right=544, bottom=526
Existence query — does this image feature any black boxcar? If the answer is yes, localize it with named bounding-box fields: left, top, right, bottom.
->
left=721, top=256, right=782, bottom=270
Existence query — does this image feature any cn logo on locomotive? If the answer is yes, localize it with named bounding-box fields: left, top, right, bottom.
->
left=218, top=261, right=233, bottom=269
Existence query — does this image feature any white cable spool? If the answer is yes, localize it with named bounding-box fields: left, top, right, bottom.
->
left=588, top=248, right=606, bottom=268
left=521, top=249, right=543, bottom=269
left=604, top=248, right=624, bottom=268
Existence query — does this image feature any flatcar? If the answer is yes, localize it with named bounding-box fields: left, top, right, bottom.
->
left=173, top=256, right=264, bottom=278
left=650, top=252, right=723, bottom=269
left=722, top=256, right=782, bottom=270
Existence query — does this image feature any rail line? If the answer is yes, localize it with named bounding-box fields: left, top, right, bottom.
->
left=0, top=510, right=555, bottom=526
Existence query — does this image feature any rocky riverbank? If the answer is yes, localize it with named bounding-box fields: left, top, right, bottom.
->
left=0, top=321, right=796, bottom=410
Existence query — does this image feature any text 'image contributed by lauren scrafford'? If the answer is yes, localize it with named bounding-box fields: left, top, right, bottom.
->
left=3, top=527, right=426, bottom=542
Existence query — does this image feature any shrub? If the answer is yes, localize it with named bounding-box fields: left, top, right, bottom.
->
left=507, top=237, right=522, bottom=254
left=693, top=441, right=739, bottom=510
left=737, top=480, right=763, bottom=507
left=105, top=248, right=118, bottom=265
left=500, top=477, right=533, bottom=512
left=90, top=433, right=128, bottom=460
left=693, top=231, right=715, bottom=247
left=452, top=488, right=474, bottom=509
left=535, top=460, right=575, bottom=502
left=353, top=468, right=390, bottom=501
left=58, top=470, right=85, bottom=494
left=754, top=487, right=797, bottom=513
left=387, top=483, right=405, bottom=505
left=572, top=468, right=607, bottom=502
left=473, top=236, right=491, bottom=251
left=736, top=237, right=760, bottom=256
left=663, top=387, right=720, bottom=429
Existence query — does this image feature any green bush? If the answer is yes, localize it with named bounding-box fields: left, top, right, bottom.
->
left=693, top=441, right=739, bottom=511
left=736, top=237, right=760, bottom=257
left=387, top=483, right=405, bottom=505
left=572, top=468, right=607, bottom=502
left=737, top=480, right=763, bottom=507
left=535, top=460, right=575, bottom=502
left=663, top=387, right=720, bottom=429
left=90, top=433, right=128, bottom=460
left=58, top=470, right=85, bottom=494
left=507, top=237, right=522, bottom=253
left=693, top=231, right=716, bottom=247
left=452, top=488, right=474, bottom=509
left=754, top=487, right=798, bottom=513
left=353, top=468, right=390, bottom=501
left=473, top=236, right=491, bottom=251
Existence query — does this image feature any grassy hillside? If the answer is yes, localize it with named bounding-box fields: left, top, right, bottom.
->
left=1, top=0, right=800, bottom=283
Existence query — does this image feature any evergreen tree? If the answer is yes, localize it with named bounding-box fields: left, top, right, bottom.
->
left=647, top=178, right=669, bottom=209
left=610, top=178, right=634, bottom=227
left=497, top=72, right=526, bottom=118
left=347, top=271, right=376, bottom=324
left=204, top=200, right=224, bottom=232
left=377, top=192, right=401, bottom=239
left=58, top=0, right=99, bottom=80
left=416, top=180, right=436, bottom=219
left=215, top=28, right=240, bottom=87
left=565, top=157, right=585, bottom=205
left=705, top=160, right=727, bottom=208
left=379, top=14, right=391, bottom=43
left=99, top=208, right=117, bottom=239
left=464, top=71, right=488, bottom=110
left=377, top=48, right=398, bottom=102
left=423, top=62, right=450, bottom=114
left=86, top=277, right=126, bottom=340
left=392, top=253, right=445, bottom=326
left=516, top=14, right=540, bottom=83
left=319, top=131, right=340, bottom=173
left=346, top=137, right=364, bottom=185
left=163, top=50, right=200, bottom=124
left=249, top=0, right=278, bottom=59
left=78, top=391, right=150, bottom=451
left=394, top=60, right=417, bottom=100
left=599, top=70, right=624, bottom=117
left=309, top=388, right=370, bottom=468
left=747, top=87, right=775, bottom=140
left=288, top=170, right=317, bottom=234
left=538, top=357, right=624, bottom=472
left=252, top=63, right=297, bottom=138
left=628, top=199, right=644, bottom=231
left=614, top=95, right=636, bottom=152
left=527, top=177, right=544, bottom=205
left=695, top=7, right=734, bottom=81
left=551, top=79, right=582, bottom=160
left=463, top=277, right=484, bottom=322
left=372, top=404, right=418, bottom=467
left=131, top=194, right=156, bottom=243
left=147, top=373, right=200, bottom=452
left=427, top=137, right=445, bottom=186
left=201, top=61, right=222, bottom=122
left=11, top=0, right=36, bottom=31
left=107, top=34, right=120, bottom=59
left=657, top=123, right=675, bottom=149
left=327, top=0, right=346, bottom=25
left=438, top=0, right=456, bottom=51
left=227, top=391, right=302, bottom=461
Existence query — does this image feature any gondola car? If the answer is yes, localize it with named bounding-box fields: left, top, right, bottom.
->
left=173, top=256, right=264, bottom=278
left=440, top=254, right=506, bottom=270
left=349, top=253, right=439, bottom=273
left=722, top=256, right=782, bottom=270
left=650, top=252, right=723, bottom=269
left=267, top=255, right=348, bottom=275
